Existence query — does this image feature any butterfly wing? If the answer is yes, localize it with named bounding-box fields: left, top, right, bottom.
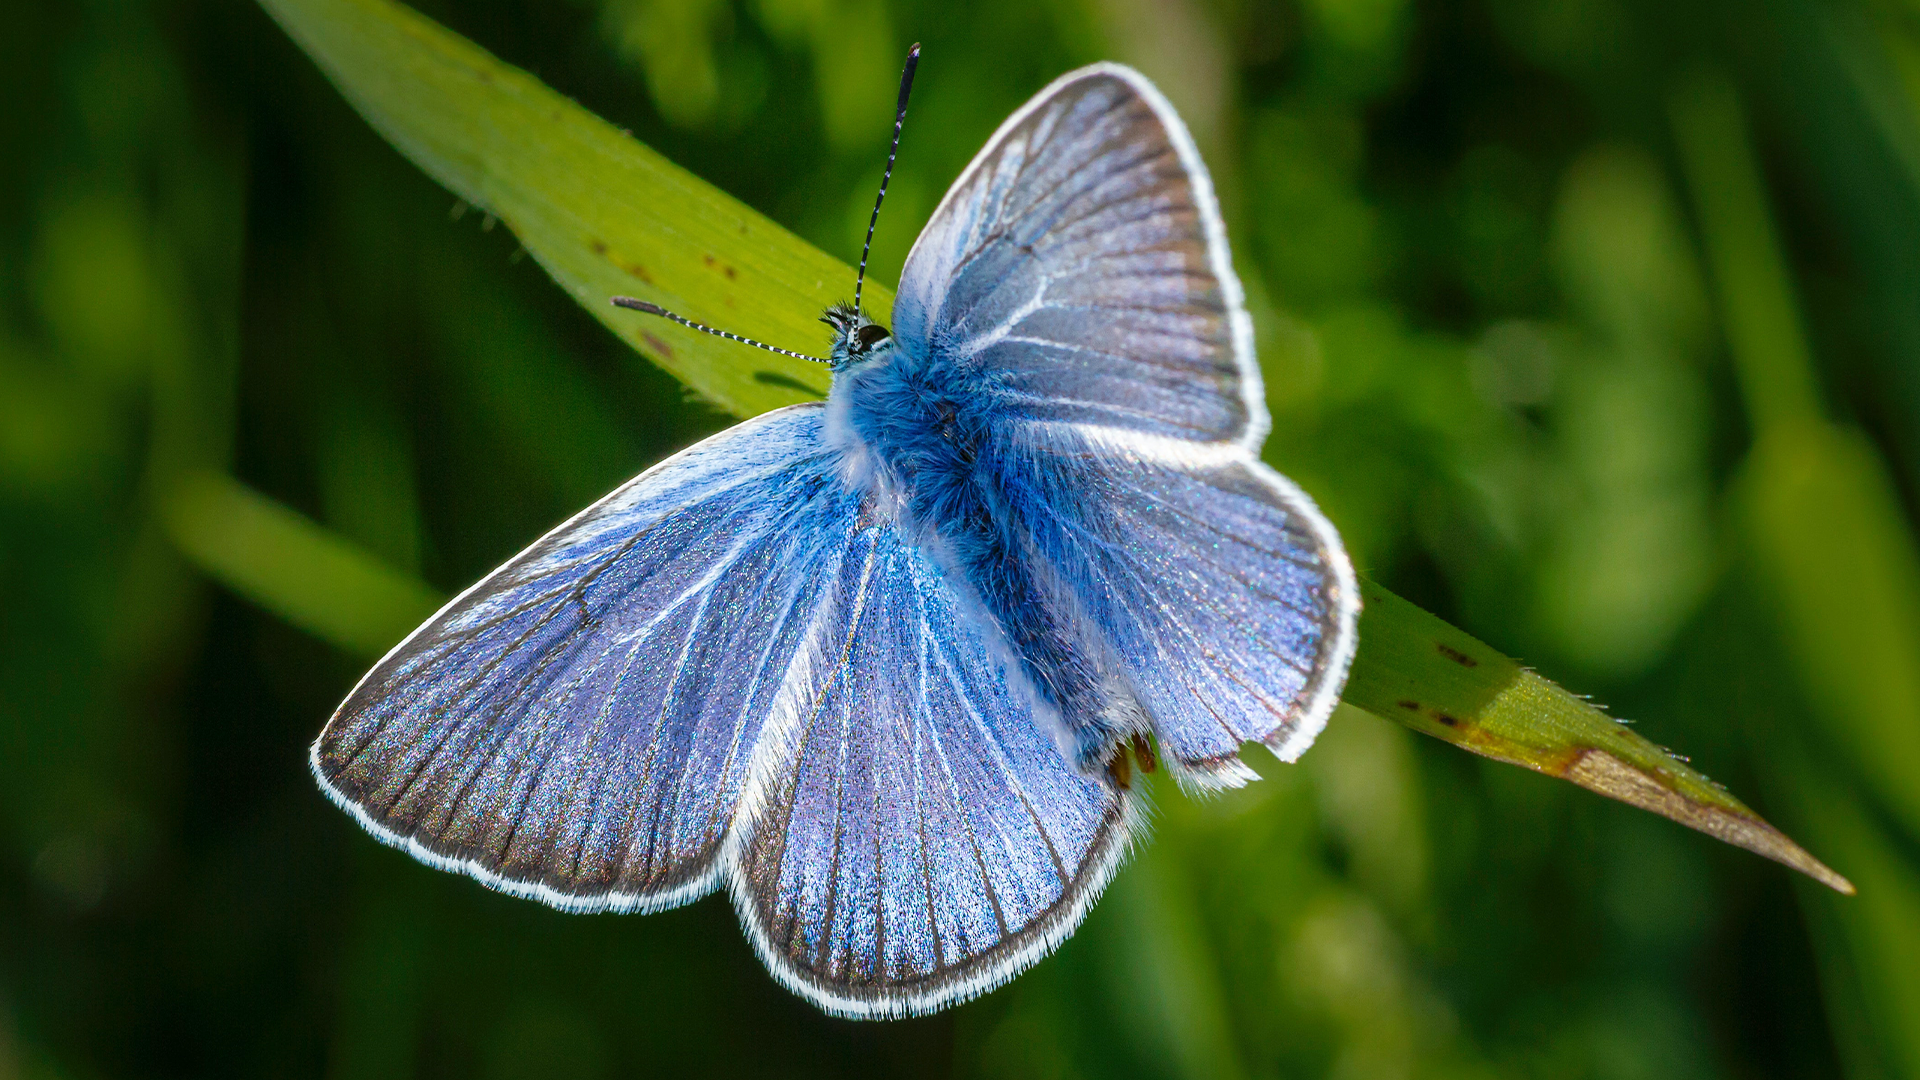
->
left=313, top=404, right=863, bottom=912
left=735, top=517, right=1135, bottom=1018
left=893, top=64, right=1359, bottom=785
left=893, top=64, right=1259, bottom=448
left=1007, top=435, right=1358, bottom=785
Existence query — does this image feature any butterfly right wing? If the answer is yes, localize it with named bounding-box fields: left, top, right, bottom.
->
left=884, top=64, right=1357, bottom=784
left=313, top=404, right=863, bottom=913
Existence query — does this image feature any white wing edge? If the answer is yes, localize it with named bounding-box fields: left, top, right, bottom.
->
left=1248, top=461, right=1361, bottom=766
left=899, top=61, right=1268, bottom=455
left=724, top=783, right=1145, bottom=1021
left=309, top=403, right=834, bottom=917
left=309, top=743, right=729, bottom=915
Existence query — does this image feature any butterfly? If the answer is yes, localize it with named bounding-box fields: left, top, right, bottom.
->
left=312, top=47, right=1359, bottom=1019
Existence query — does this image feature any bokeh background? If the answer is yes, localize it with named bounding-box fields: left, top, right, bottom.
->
left=7, top=0, right=1920, bottom=1075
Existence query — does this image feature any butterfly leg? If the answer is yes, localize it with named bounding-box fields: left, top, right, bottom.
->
left=1128, top=732, right=1155, bottom=774
left=1104, top=733, right=1160, bottom=790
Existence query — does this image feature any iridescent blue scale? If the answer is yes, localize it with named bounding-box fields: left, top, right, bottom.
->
left=313, top=61, right=1359, bottom=1018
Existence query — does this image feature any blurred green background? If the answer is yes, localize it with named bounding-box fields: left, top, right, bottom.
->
left=7, top=0, right=1920, bottom=1076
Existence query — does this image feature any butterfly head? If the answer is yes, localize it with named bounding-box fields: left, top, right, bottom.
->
left=823, top=302, right=894, bottom=371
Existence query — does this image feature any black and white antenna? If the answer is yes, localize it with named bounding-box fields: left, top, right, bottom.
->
left=855, top=43, right=921, bottom=315
left=608, top=297, right=828, bottom=364
left=613, top=43, right=923, bottom=359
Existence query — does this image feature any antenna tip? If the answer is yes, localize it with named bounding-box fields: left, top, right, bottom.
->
left=908, top=42, right=921, bottom=57
left=612, top=296, right=665, bottom=315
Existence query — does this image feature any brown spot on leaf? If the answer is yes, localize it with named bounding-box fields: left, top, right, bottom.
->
left=1436, top=643, right=1479, bottom=667
left=622, top=261, right=653, bottom=284
left=1395, top=699, right=1420, bottom=711
left=1434, top=712, right=1462, bottom=728
left=641, top=331, right=673, bottom=359
left=591, top=239, right=608, bottom=255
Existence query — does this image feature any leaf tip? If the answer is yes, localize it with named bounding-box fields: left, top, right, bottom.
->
left=1568, top=750, right=1854, bottom=895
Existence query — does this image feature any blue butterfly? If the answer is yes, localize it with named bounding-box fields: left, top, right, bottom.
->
left=312, top=49, right=1359, bottom=1019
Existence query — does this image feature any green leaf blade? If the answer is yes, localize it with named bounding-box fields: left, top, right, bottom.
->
left=254, top=0, right=1852, bottom=893
left=162, top=471, right=442, bottom=658
left=1344, top=580, right=1854, bottom=894
left=258, top=0, right=870, bottom=418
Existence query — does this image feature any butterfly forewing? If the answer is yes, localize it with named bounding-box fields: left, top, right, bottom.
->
left=894, top=67, right=1257, bottom=447
left=314, top=405, right=859, bottom=911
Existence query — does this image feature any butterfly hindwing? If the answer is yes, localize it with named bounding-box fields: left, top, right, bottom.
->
left=736, top=517, right=1134, bottom=1018
left=313, top=404, right=861, bottom=911
left=1009, top=433, right=1357, bottom=784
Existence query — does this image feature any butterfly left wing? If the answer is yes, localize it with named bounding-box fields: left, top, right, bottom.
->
left=313, top=405, right=862, bottom=912
left=735, top=517, right=1135, bottom=1019
left=317, top=399, right=1131, bottom=1014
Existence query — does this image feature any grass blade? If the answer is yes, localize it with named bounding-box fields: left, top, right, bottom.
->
left=1344, top=580, right=1854, bottom=893
left=161, top=471, right=441, bottom=658
left=254, top=0, right=1849, bottom=888
left=258, top=0, right=863, bottom=417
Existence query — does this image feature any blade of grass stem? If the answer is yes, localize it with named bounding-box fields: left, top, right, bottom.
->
left=256, top=0, right=1849, bottom=888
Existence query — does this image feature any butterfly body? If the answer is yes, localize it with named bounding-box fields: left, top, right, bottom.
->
left=829, top=321, right=1121, bottom=770
left=314, top=62, right=1359, bottom=1018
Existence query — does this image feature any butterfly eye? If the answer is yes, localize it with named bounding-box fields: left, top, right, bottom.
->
left=855, top=324, right=892, bottom=351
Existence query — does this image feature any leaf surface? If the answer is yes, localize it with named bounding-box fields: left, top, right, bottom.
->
left=242, top=0, right=1850, bottom=891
